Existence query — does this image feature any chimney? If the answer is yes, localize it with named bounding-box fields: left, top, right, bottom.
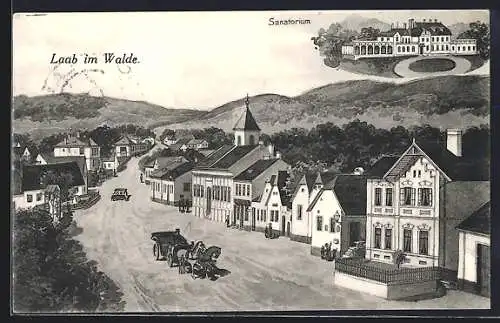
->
left=175, top=228, right=180, bottom=234
left=403, top=23, right=407, bottom=29
left=446, top=129, right=463, bottom=157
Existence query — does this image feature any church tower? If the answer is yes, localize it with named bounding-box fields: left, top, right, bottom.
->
left=233, top=94, right=261, bottom=146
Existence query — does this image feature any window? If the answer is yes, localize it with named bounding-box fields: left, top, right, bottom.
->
left=413, top=170, right=416, bottom=178
left=395, top=36, right=399, bottom=42
left=468, top=46, right=471, bottom=51
left=419, top=230, right=429, bottom=255
left=418, top=170, right=421, bottom=178
left=385, top=228, right=392, bottom=249
left=401, top=187, right=415, bottom=206
left=330, top=218, right=335, bottom=233
left=181, top=182, right=190, bottom=193
left=418, top=188, right=432, bottom=206
left=263, top=210, right=267, bottom=222
left=92, top=147, right=99, bottom=156
left=374, top=188, right=382, bottom=206
left=426, top=45, right=429, bottom=51
left=247, top=185, right=251, bottom=196
left=79, top=147, right=84, bottom=155
left=452, top=46, right=455, bottom=50
left=36, top=193, right=43, bottom=201
left=385, top=188, right=393, bottom=206
left=227, top=188, right=230, bottom=201
left=412, top=46, right=415, bottom=52
left=403, top=229, right=412, bottom=253
left=27, top=194, right=33, bottom=203
left=244, top=209, right=249, bottom=221
left=432, top=37, right=434, bottom=42
left=316, top=216, right=323, bottom=231
left=374, top=228, right=382, bottom=249
left=297, top=204, right=303, bottom=220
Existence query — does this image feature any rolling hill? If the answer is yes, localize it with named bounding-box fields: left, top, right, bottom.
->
left=12, top=93, right=206, bottom=139
left=13, top=75, right=490, bottom=139
left=159, top=75, right=490, bottom=134
left=339, top=14, right=391, bottom=32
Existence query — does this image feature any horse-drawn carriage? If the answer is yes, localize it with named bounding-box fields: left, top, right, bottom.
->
left=151, top=230, right=228, bottom=280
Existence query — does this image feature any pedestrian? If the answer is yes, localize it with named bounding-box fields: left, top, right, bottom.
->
left=179, top=255, right=185, bottom=274
left=320, top=244, right=325, bottom=259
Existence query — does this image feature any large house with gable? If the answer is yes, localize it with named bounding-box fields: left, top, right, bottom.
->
left=307, top=173, right=367, bottom=257
left=364, top=129, right=489, bottom=276
left=341, top=18, right=478, bottom=60
left=53, top=133, right=101, bottom=171
left=191, top=95, right=281, bottom=223
left=233, top=158, right=291, bottom=230
left=290, top=171, right=337, bottom=244
left=149, top=158, right=195, bottom=206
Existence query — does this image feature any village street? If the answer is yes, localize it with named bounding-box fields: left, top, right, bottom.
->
left=72, top=155, right=490, bottom=312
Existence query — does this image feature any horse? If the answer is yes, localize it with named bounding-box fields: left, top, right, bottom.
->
left=189, top=240, right=206, bottom=260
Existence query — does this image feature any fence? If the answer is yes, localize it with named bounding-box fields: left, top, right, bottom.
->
left=335, top=258, right=440, bottom=285
left=71, top=191, right=101, bottom=211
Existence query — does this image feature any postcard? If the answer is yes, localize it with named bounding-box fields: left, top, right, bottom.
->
left=11, top=10, right=491, bottom=314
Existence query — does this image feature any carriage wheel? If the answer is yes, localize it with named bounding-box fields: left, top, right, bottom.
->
left=153, top=243, right=160, bottom=261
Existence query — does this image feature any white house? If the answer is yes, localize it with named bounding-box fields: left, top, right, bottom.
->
left=233, top=158, right=291, bottom=230
left=364, top=129, right=489, bottom=272
left=53, top=134, right=101, bottom=171
left=456, top=201, right=490, bottom=298
left=163, top=135, right=178, bottom=146
left=114, top=135, right=149, bottom=157
left=191, top=96, right=279, bottom=223
left=251, top=178, right=273, bottom=233
left=14, top=162, right=86, bottom=211
left=187, top=139, right=209, bottom=150
left=290, top=171, right=337, bottom=244
left=307, top=173, right=367, bottom=257
left=150, top=160, right=194, bottom=206
left=261, top=171, right=293, bottom=237
left=341, top=18, right=478, bottom=60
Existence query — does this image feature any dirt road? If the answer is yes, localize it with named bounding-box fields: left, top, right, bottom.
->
left=73, top=156, right=489, bottom=312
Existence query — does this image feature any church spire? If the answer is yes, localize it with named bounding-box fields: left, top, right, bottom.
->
left=233, top=93, right=261, bottom=146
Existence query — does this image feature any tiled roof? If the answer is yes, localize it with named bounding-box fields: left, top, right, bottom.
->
left=12, top=168, right=22, bottom=195
left=271, top=171, right=292, bottom=208
left=317, top=171, right=337, bottom=185
left=22, top=162, right=85, bottom=191
left=197, top=145, right=234, bottom=168
left=150, top=161, right=194, bottom=180
left=307, top=174, right=367, bottom=214
left=55, top=136, right=90, bottom=147
left=385, top=155, right=421, bottom=181
left=210, top=145, right=258, bottom=169
left=414, top=22, right=452, bottom=35
left=415, top=140, right=489, bottom=181
left=233, top=105, right=261, bottom=131
left=234, top=158, right=280, bottom=181
left=155, top=156, right=188, bottom=170
left=457, top=201, right=490, bottom=235
left=114, top=135, right=136, bottom=146
left=41, top=155, right=87, bottom=177
left=365, top=155, right=401, bottom=178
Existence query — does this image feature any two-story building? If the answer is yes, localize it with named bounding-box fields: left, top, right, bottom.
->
left=251, top=177, right=273, bottom=233
left=114, top=135, right=149, bottom=158
left=233, top=158, right=291, bottom=230
left=341, top=18, right=478, bottom=60
left=191, top=95, right=279, bottom=223
left=150, top=159, right=194, bottom=206
left=187, top=139, right=209, bottom=151
left=307, top=173, right=367, bottom=256
left=364, top=129, right=489, bottom=273
left=53, top=134, right=101, bottom=171
left=261, top=171, right=293, bottom=237
left=290, top=171, right=337, bottom=244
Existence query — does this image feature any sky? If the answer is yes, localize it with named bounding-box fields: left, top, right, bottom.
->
left=13, top=10, right=489, bottom=110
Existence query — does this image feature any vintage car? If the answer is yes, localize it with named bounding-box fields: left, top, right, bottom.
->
left=151, top=229, right=191, bottom=267
left=111, top=188, right=131, bottom=201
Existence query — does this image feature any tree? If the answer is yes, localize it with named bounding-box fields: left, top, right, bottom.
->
left=39, top=170, right=76, bottom=202
left=311, top=23, right=359, bottom=68
left=359, top=27, right=380, bottom=40
left=458, top=21, right=490, bottom=59
left=13, top=209, right=125, bottom=312
left=159, top=128, right=175, bottom=142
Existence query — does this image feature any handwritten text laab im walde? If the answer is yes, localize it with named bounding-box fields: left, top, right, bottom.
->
left=49, top=53, right=140, bottom=64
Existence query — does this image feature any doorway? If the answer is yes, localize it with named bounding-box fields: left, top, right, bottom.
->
left=251, top=209, right=256, bottom=231
left=477, top=244, right=490, bottom=297
left=281, top=216, right=286, bottom=236
left=349, top=222, right=361, bottom=246
left=286, top=222, right=291, bottom=237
